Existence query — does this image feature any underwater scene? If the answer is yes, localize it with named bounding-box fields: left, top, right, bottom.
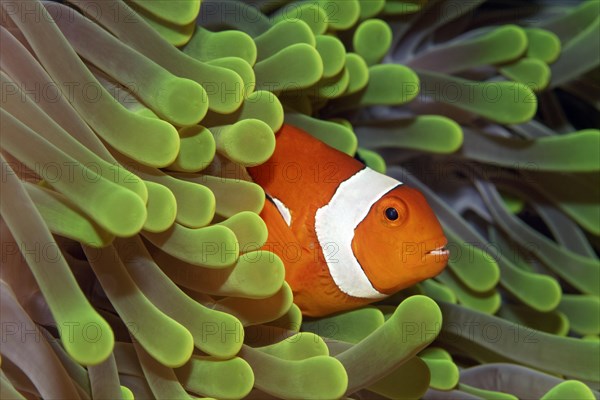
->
left=0, top=0, right=599, bottom=399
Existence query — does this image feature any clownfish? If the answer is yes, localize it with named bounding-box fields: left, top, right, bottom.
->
left=247, top=125, right=448, bottom=317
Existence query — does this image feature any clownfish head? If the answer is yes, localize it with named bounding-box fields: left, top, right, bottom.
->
left=351, top=184, right=448, bottom=295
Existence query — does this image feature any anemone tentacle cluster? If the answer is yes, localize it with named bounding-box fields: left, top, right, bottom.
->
left=0, top=0, right=599, bottom=399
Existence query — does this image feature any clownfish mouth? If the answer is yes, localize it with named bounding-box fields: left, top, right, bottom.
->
left=426, top=246, right=449, bottom=256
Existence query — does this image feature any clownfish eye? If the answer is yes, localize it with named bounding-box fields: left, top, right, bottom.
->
left=385, top=207, right=399, bottom=221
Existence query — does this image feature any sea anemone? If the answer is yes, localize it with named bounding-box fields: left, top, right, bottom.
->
left=0, top=0, right=598, bottom=399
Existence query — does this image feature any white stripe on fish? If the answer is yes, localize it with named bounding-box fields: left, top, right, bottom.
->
left=270, top=196, right=292, bottom=226
left=314, top=167, right=402, bottom=299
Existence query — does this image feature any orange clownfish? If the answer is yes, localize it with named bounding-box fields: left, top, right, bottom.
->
left=247, top=125, right=448, bottom=317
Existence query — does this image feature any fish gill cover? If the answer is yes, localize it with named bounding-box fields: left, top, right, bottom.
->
left=0, top=0, right=598, bottom=399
